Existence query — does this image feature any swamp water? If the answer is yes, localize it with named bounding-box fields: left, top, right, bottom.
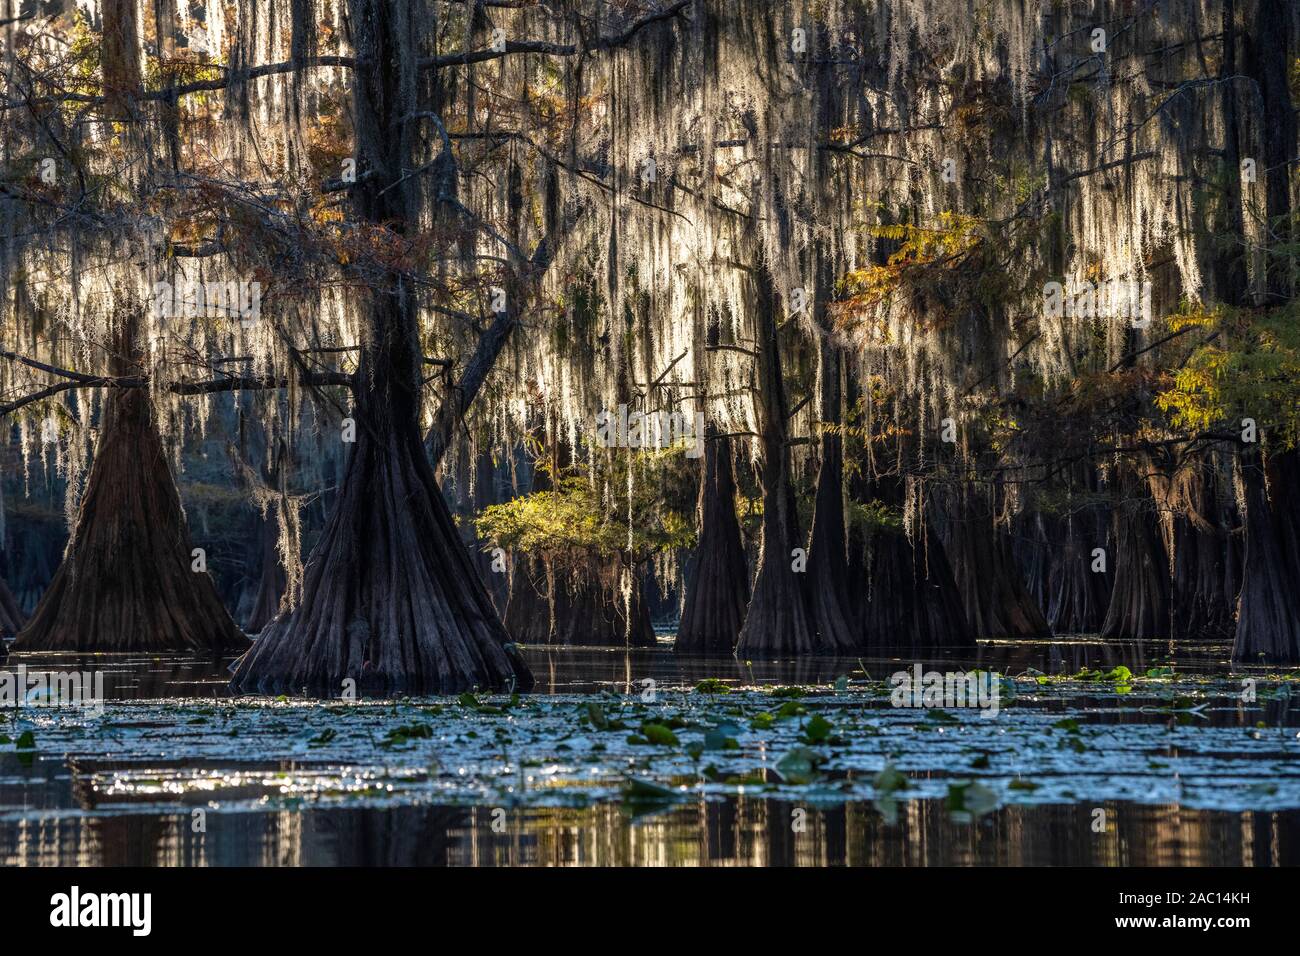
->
left=1, top=639, right=1298, bottom=866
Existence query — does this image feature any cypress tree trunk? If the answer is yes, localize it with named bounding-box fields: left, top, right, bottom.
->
left=1014, top=512, right=1052, bottom=618
left=1166, top=457, right=1238, bottom=639
left=1047, top=512, right=1113, bottom=633
left=1100, top=471, right=1171, bottom=641
left=735, top=263, right=817, bottom=658
left=857, top=523, right=975, bottom=652
left=230, top=290, right=531, bottom=693
left=1230, top=0, right=1300, bottom=662
left=548, top=564, right=657, bottom=647
left=677, top=432, right=749, bottom=655
left=15, top=337, right=248, bottom=653
left=1232, top=447, right=1300, bottom=661
left=245, top=500, right=287, bottom=634
left=942, top=486, right=1052, bottom=639
left=1045, top=465, right=1113, bottom=633
left=505, top=555, right=655, bottom=647
left=808, top=338, right=857, bottom=653
left=244, top=444, right=294, bottom=634
left=230, top=0, right=531, bottom=694
left=503, top=552, right=552, bottom=644
left=849, top=475, right=973, bottom=651
left=12, top=0, right=244, bottom=654
left=0, top=575, right=22, bottom=640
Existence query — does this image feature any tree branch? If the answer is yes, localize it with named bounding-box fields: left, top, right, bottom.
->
left=424, top=0, right=692, bottom=68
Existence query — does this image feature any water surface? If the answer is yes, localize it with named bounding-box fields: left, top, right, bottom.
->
left=2, top=638, right=1297, bottom=866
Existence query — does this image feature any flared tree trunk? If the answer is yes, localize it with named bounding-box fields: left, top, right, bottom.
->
left=0, top=575, right=21, bottom=640
left=1232, top=447, right=1300, bottom=661
left=942, top=486, right=1052, bottom=640
left=735, top=263, right=817, bottom=658
left=1166, top=457, right=1238, bottom=639
left=853, top=516, right=975, bottom=652
left=1047, top=512, right=1113, bottom=633
left=503, top=552, right=553, bottom=644
left=505, top=554, right=655, bottom=647
left=808, top=338, right=857, bottom=653
left=245, top=501, right=287, bottom=634
left=676, top=431, right=749, bottom=655
left=15, top=367, right=248, bottom=653
left=1099, top=475, right=1171, bottom=641
left=1014, top=513, right=1052, bottom=619
left=232, top=1, right=530, bottom=694
left=552, top=565, right=657, bottom=647
left=230, top=292, right=532, bottom=693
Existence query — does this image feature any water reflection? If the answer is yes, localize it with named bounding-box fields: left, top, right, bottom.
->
left=0, top=636, right=1249, bottom=700
left=3, top=799, right=1297, bottom=866
left=2, top=638, right=1295, bottom=867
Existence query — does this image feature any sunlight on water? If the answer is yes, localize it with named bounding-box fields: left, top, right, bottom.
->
left=2, top=640, right=1299, bottom=866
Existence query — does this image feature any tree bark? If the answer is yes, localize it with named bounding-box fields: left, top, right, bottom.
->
left=0, top=574, right=22, bottom=640
left=853, top=517, right=975, bottom=652
left=734, top=263, right=817, bottom=658
left=676, top=432, right=749, bottom=655
left=230, top=0, right=530, bottom=694
left=230, top=289, right=532, bottom=693
left=1014, top=512, right=1052, bottom=618
left=808, top=336, right=857, bottom=653
left=1099, top=470, right=1171, bottom=641
left=245, top=499, right=288, bottom=634
left=942, top=485, right=1052, bottom=639
left=1046, top=512, right=1113, bottom=633
left=505, top=554, right=656, bottom=647
left=1165, top=456, right=1239, bottom=639
left=1232, top=447, right=1300, bottom=661
left=14, top=351, right=249, bottom=653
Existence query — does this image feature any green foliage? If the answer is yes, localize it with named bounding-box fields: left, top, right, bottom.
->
left=475, top=454, right=694, bottom=564
left=847, top=499, right=904, bottom=535
left=1156, top=304, right=1300, bottom=448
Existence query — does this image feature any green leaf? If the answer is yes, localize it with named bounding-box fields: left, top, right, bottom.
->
left=774, top=747, right=823, bottom=784
left=640, top=722, right=680, bottom=747
left=775, top=701, right=806, bottom=719
left=946, top=780, right=999, bottom=820
left=307, top=728, right=337, bottom=747
left=694, top=679, right=731, bottom=694
left=622, top=777, right=682, bottom=805
left=873, top=764, right=908, bottom=795
left=586, top=701, right=610, bottom=730
left=802, top=714, right=833, bottom=743
left=703, top=726, right=736, bottom=751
